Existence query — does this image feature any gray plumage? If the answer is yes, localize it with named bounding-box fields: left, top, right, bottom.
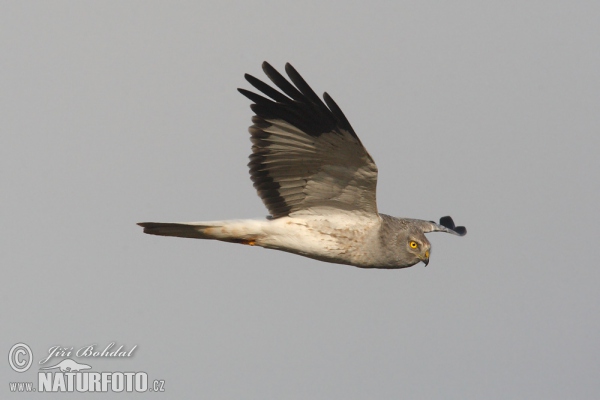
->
left=139, top=62, right=466, bottom=269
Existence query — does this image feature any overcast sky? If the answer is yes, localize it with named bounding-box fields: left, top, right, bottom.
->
left=2, top=1, right=599, bottom=399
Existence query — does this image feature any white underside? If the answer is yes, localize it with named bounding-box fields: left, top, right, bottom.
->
left=184, top=211, right=382, bottom=266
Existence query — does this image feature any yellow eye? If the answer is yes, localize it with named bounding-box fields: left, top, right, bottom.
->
left=410, top=241, right=418, bottom=249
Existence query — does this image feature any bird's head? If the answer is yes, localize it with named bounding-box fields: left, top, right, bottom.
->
left=405, top=231, right=431, bottom=266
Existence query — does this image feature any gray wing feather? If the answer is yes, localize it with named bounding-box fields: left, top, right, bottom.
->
left=239, top=62, right=379, bottom=218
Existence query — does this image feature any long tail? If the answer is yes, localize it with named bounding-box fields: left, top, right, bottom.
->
left=137, top=220, right=264, bottom=245
left=138, top=222, right=213, bottom=239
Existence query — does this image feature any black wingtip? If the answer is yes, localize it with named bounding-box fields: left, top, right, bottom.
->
left=439, top=216, right=467, bottom=236
left=454, top=226, right=467, bottom=236
left=439, top=216, right=455, bottom=229
left=261, top=61, right=277, bottom=77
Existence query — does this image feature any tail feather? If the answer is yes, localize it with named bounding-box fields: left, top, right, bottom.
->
left=137, top=220, right=265, bottom=244
left=137, top=222, right=215, bottom=239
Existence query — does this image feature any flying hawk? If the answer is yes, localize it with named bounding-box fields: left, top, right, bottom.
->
left=138, top=62, right=466, bottom=269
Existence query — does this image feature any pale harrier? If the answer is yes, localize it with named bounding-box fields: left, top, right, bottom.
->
left=138, top=62, right=466, bottom=269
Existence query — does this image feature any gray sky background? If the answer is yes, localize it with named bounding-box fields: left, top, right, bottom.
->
left=2, top=1, right=599, bottom=399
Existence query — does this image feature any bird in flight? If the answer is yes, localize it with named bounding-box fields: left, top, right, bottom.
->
left=138, top=62, right=466, bottom=269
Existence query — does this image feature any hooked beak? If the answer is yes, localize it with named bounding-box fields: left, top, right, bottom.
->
left=421, top=250, right=430, bottom=267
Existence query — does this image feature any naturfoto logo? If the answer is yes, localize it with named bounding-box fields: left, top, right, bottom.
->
left=8, top=342, right=165, bottom=393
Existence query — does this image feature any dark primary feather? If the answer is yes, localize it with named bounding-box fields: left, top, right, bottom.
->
left=238, top=62, right=359, bottom=138
left=244, top=73, right=291, bottom=103
left=439, top=216, right=467, bottom=236
left=427, top=216, right=467, bottom=236
left=284, top=63, right=326, bottom=108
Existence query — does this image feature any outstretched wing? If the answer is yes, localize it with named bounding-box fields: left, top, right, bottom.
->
left=238, top=62, right=379, bottom=219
